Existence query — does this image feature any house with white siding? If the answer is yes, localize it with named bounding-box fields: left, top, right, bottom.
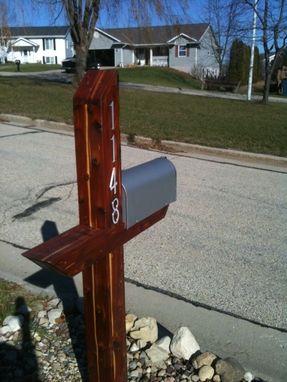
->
left=3, top=26, right=73, bottom=65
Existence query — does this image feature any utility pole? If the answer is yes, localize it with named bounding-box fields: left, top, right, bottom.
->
left=247, top=0, right=258, bottom=101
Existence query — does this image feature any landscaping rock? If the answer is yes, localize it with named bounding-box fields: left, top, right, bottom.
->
left=130, top=316, right=158, bottom=346
left=3, top=315, right=23, bottom=332
left=198, top=365, right=215, bottom=381
left=0, top=325, right=10, bottom=335
left=126, top=313, right=137, bottom=332
left=0, top=288, right=267, bottom=382
left=193, top=351, right=217, bottom=369
left=146, top=344, right=170, bottom=365
left=156, top=336, right=171, bottom=353
left=47, top=309, right=63, bottom=324
left=170, top=327, right=200, bottom=360
left=244, top=371, right=254, bottom=382
left=215, top=357, right=245, bottom=382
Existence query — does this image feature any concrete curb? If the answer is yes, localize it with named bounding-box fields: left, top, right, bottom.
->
left=2, top=113, right=286, bottom=170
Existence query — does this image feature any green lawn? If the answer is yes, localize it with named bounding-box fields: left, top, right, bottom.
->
left=0, top=77, right=73, bottom=122
left=118, top=66, right=202, bottom=89
left=0, top=63, right=61, bottom=72
left=0, top=278, right=48, bottom=324
left=0, top=77, right=286, bottom=156
left=121, top=89, right=287, bottom=156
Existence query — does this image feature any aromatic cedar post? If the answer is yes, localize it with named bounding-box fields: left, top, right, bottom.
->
left=23, top=70, right=169, bottom=381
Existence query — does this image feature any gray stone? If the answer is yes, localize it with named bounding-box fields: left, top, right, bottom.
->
left=198, top=365, right=215, bottom=381
left=126, top=313, right=137, bottom=332
left=129, top=361, right=138, bottom=370
left=146, top=344, right=170, bottom=365
left=130, top=316, right=158, bottom=344
left=244, top=371, right=254, bottom=382
left=156, top=336, right=171, bottom=353
left=158, top=369, right=166, bottom=377
left=48, top=298, right=61, bottom=308
left=130, top=342, right=140, bottom=352
left=170, top=327, right=200, bottom=360
left=39, top=317, right=49, bottom=326
left=129, top=368, right=142, bottom=378
left=47, top=308, right=62, bottom=324
left=193, top=351, right=217, bottom=369
left=3, top=315, right=23, bottom=332
left=215, top=358, right=245, bottom=382
left=38, top=310, right=47, bottom=319
left=0, top=325, right=10, bottom=335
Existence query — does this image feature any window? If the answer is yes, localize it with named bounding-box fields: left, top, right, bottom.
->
left=153, top=46, right=168, bottom=56
left=45, top=56, right=55, bottom=64
left=179, top=45, right=187, bottom=57
left=43, top=38, right=54, bottom=50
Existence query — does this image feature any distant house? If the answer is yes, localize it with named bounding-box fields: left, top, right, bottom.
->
left=1, top=23, right=219, bottom=76
left=3, top=26, right=73, bottom=64
left=90, top=23, right=219, bottom=76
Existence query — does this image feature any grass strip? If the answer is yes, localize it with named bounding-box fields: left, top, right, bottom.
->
left=0, top=64, right=61, bottom=72
left=0, top=77, right=286, bottom=156
left=118, top=66, right=202, bottom=89
left=0, top=278, right=48, bottom=324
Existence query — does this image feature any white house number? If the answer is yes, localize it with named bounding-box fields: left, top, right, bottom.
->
left=109, top=101, right=120, bottom=224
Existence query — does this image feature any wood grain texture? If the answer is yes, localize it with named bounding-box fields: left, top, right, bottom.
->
left=83, top=247, right=126, bottom=382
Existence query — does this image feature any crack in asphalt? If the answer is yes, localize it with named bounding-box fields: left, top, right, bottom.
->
left=0, top=181, right=76, bottom=228
left=0, top=239, right=30, bottom=250
left=0, top=130, right=41, bottom=139
left=35, top=181, right=76, bottom=200
left=12, top=197, right=62, bottom=221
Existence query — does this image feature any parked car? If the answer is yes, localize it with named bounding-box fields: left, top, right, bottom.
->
left=62, top=55, right=100, bottom=73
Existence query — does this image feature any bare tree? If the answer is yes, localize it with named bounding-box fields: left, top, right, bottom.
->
left=204, top=0, right=244, bottom=77
left=38, top=0, right=188, bottom=84
left=0, top=0, right=10, bottom=62
left=242, top=0, right=287, bottom=103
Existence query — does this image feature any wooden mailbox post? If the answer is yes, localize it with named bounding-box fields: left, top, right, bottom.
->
left=23, top=70, right=175, bottom=382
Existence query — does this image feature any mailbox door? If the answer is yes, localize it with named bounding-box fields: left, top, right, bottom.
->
left=122, top=157, right=176, bottom=229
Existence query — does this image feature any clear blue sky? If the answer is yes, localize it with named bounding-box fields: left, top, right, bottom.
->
left=8, top=0, right=284, bottom=52
left=8, top=0, right=204, bottom=27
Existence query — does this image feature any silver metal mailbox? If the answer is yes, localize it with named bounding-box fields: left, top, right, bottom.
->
left=122, top=157, right=176, bottom=229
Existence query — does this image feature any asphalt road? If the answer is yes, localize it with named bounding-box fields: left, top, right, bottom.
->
left=0, top=121, right=286, bottom=331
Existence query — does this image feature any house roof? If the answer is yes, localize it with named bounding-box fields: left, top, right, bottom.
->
left=100, top=23, right=209, bottom=45
left=9, top=26, right=70, bottom=38
left=11, top=37, right=39, bottom=47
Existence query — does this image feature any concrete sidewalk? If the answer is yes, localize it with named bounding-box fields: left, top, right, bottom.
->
left=120, top=81, right=287, bottom=104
